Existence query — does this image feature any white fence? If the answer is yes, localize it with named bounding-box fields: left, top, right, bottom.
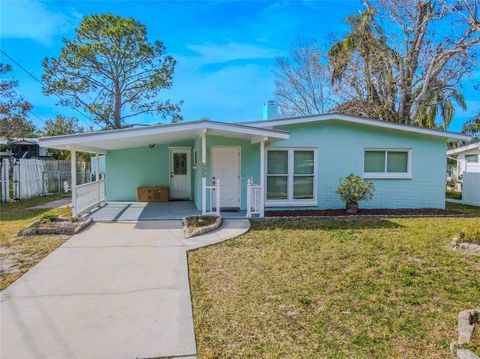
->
left=0, top=158, right=90, bottom=201
left=462, top=172, right=480, bottom=206
left=13, top=159, right=45, bottom=199
left=75, top=179, right=106, bottom=215
left=246, top=178, right=261, bottom=218
left=1, top=159, right=10, bottom=201
left=206, top=178, right=220, bottom=216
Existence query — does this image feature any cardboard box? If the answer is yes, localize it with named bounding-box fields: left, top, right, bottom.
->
left=137, top=186, right=169, bottom=202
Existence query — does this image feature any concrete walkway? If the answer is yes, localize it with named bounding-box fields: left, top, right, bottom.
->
left=29, top=197, right=71, bottom=209
left=1, top=219, right=250, bottom=359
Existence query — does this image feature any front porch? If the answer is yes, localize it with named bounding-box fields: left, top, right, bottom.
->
left=39, top=120, right=290, bottom=219
left=89, top=201, right=248, bottom=221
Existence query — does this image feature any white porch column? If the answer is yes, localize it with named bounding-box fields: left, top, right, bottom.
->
left=71, top=149, right=77, bottom=217
left=201, top=130, right=207, bottom=215
left=95, top=152, right=100, bottom=205
left=260, top=138, right=266, bottom=218
left=95, top=152, right=100, bottom=181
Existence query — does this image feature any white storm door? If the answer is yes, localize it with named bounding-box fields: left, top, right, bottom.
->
left=170, top=148, right=191, bottom=199
left=212, top=147, right=240, bottom=209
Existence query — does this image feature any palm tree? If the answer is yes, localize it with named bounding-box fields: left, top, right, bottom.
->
left=462, top=112, right=480, bottom=139
left=417, top=88, right=466, bottom=130
left=328, top=8, right=399, bottom=121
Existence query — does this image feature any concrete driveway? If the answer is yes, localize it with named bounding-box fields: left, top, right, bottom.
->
left=1, top=219, right=249, bottom=359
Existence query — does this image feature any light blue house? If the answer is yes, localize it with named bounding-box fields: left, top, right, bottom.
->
left=40, top=110, right=469, bottom=218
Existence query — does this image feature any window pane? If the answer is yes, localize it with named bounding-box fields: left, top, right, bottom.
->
left=466, top=154, right=479, bottom=163
left=387, top=151, right=408, bottom=172
left=364, top=151, right=385, bottom=172
left=267, top=151, right=288, bottom=174
left=267, top=176, right=288, bottom=200
left=173, top=153, right=187, bottom=175
left=293, top=176, right=314, bottom=199
left=294, top=151, right=314, bottom=174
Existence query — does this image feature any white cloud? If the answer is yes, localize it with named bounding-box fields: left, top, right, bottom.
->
left=0, top=0, right=76, bottom=43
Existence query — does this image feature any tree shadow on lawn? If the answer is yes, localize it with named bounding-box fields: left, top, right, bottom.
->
left=252, top=217, right=403, bottom=231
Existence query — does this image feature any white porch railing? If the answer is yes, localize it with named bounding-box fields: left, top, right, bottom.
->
left=75, top=179, right=106, bottom=215
left=205, top=178, right=220, bottom=216
left=246, top=177, right=261, bottom=218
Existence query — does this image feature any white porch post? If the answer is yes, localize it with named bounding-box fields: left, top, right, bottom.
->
left=201, top=130, right=207, bottom=215
left=95, top=152, right=100, bottom=205
left=95, top=152, right=100, bottom=181
left=260, top=138, right=266, bottom=218
left=71, top=149, right=77, bottom=217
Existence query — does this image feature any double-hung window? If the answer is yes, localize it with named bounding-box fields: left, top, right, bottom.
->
left=363, top=149, right=412, bottom=179
left=266, top=148, right=316, bottom=205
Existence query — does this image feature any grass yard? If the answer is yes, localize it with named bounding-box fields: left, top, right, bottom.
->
left=189, top=206, right=480, bottom=358
left=0, top=195, right=71, bottom=290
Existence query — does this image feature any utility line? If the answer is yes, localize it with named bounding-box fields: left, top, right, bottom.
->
left=0, top=48, right=93, bottom=127
left=0, top=87, right=46, bottom=125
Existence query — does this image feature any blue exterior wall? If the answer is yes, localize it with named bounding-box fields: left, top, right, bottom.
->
left=269, top=120, right=447, bottom=209
left=104, top=120, right=447, bottom=209
left=105, top=141, right=194, bottom=201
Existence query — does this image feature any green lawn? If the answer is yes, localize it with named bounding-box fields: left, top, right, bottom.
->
left=0, top=195, right=71, bottom=290
left=189, top=209, right=480, bottom=358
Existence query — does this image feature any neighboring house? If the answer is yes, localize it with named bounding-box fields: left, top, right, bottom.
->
left=447, top=143, right=480, bottom=180
left=0, top=138, right=51, bottom=159
left=39, top=110, right=469, bottom=217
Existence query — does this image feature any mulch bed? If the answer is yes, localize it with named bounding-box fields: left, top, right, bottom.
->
left=265, top=208, right=469, bottom=218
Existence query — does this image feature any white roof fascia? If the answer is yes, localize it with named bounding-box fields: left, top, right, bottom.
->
left=39, top=120, right=290, bottom=152
left=244, top=113, right=471, bottom=142
left=446, top=142, right=480, bottom=155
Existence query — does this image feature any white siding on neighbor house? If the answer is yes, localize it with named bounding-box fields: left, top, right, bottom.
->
left=456, top=149, right=480, bottom=177
left=462, top=172, right=480, bottom=206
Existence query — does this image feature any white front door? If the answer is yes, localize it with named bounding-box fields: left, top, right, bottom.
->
left=212, top=147, right=240, bottom=209
left=170, top=148, right=191, bottom=199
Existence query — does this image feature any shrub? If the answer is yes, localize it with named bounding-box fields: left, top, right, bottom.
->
left=39, top=212, right=59, bottom=222
left=459, top=222, right=480, bottom=245
left=446, top=188, right=462, bottom=200
left=336, top=173, right=375, bottom=205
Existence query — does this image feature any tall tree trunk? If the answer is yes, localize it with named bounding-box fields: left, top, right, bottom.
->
left=113, top=79, right=122, bottom=129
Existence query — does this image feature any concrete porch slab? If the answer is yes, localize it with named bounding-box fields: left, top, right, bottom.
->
left=89, top=201, right=248, bottom=221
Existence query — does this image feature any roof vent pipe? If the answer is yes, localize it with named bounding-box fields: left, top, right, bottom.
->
left=262, top=100, right=278, bottom=120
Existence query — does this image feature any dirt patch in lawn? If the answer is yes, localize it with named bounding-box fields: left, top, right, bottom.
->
left=266, top=207, right=468, bottom=217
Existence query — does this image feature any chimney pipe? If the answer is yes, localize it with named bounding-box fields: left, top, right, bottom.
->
left=262, top=100, right=278, bottom=120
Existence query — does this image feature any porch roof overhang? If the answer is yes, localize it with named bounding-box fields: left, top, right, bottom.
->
left=38, top=119, right=290, bottom=153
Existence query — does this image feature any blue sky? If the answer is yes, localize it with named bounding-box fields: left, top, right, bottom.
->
left=1, top=0, right=478, bottom=132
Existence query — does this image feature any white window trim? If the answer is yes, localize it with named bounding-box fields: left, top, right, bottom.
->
left=363, top=148, right=412, bottom=179
left=265, top=147, right=317, bottom=207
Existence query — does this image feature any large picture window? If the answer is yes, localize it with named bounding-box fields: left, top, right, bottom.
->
left=266, top=148, right=316, bottom=205
left=364, top=149, right=411, bottom=179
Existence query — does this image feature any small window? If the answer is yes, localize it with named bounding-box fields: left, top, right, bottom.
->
left=465, top=154, right=479, bottom=163
left=193, top=149, right=198, bottom=166
left=364, top=149, right=411, bottom=179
